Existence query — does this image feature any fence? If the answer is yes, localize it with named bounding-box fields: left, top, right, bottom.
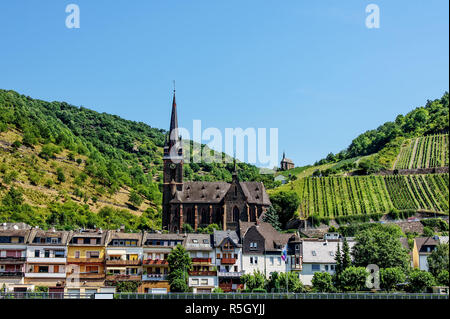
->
left=0, top=292, right=448, bottom=300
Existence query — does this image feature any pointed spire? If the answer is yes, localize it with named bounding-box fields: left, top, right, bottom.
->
left=232, top=153, right=238, bottom=181
left=169, top=83, right=178, bottom=142
left=282, top=151, right=285, bottom=160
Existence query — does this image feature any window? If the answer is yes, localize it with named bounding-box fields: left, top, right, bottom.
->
left=192, top=239, right=198, bottom=244
left=330, top=265, right=335, bottom=271
left=325, top=265, right=329, bottom=271
left=277, top=257, right=281, bottom=265
left=51, top=238, right=59, bottom=244
left=86, top=266, right=98, bottom=273
left=311, top=264, right=320, bottom=271
left=44, top=250, right=50, bottom=258
left=250, top=242, right=258, bottom=249
left=38, top=266, right=49, bottom=273
left=250, top=257, right=253, bottom=264
left=201, top=279, right=208, bottom=286
left=54, top=250, right=65, bottom=258
left=270, top=257, right=274, bottom=265
left=34, top=250, right=40, bottom=258
left=87, top=251, right=99, bottom=258
left=75, top=251, right=80, bottom=258
left=254, top=257, right=258, bottom=265
left=192, top=279, right=199, bottom=285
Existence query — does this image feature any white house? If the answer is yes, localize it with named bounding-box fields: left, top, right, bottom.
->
left=213, top=230, right=243, bottom=292
left=300, top=239, right=355, bottom=286
left=185, top=234, right=217, bottom=293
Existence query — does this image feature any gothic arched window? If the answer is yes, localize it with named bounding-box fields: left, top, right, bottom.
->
left=233, top=206, right=240, bottom=222
left=201, top=208, right=208, bottom=224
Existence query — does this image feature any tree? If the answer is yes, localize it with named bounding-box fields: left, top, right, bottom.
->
left=276, top=272, right=305, bottom=293
left=427, top=243, right=449, bottom=277
left=380, top=267, right=406, bottom=291
left=241, top=270, right=266, bottom=291
left=269, top=191, right=300, bottom=227
left=167, top=245, right=192, bottom=292
left=312, top=272, right=334, bottom=292
left=56, top=168, right=66, bottom=183
left=339, top=266, right=369, bottom=292
left=2, top=186, right=24, bottom=206
left=128, top=190, right=143, bottom=208
left=342, top=238, right=352, bottom=270
left=436, top=270, right=449, bottom=286
left=262, top=206, right=282, bottom=231
left=335, top=242, right=342, bottom=275
left=407, top=269, right=435, bottom=293
left=352, top=228, right=410, bottom=270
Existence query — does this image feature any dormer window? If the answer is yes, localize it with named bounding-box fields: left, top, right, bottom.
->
left=192, top=239, right=198, bottom=244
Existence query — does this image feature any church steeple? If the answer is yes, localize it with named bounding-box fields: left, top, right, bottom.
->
left=169, top=87, right=178, bottom=142
left=164, top=85, right=182, bottom=158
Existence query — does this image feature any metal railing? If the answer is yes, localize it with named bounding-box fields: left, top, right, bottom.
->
left=0, top=292, right=448, bottom=300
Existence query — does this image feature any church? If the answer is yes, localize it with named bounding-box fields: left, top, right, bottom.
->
left=162, top=90, right=271, bottom=233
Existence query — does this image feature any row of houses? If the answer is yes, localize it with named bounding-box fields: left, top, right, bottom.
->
left=1, top=222, right=447, bottom=295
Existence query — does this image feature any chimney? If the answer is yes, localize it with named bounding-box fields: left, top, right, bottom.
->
left=120, top=224, right=125, bottom=233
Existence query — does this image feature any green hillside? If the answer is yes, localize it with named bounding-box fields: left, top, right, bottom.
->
left=270, top=93, right=449, bottom=224
left=393, top=134, right=449, bottom=169
left=0, top=89, right=268, bottom=231
left=271, top=174, right=449, bottom=220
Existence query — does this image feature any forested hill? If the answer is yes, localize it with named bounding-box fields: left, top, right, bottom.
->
left=315, top=92, right=449, bottom=166
left=0, top=89, right=266, bottom=231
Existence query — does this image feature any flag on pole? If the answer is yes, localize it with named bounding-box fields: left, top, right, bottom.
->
left=281, top=246, right=287, bottom=262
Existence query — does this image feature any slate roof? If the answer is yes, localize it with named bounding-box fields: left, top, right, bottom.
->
left=281, top=158, right=294, bottom=164
left=239, top=221, right=291, bottom=252
left=415, top=237, right=439, bottom=253
left=213, top=230, right=241, bottom=247
left=170, top=181, right=271, bottom=205
left=27, top=229, right=70, bottom=245
left=301, top=239, right=356, bottom=264
left=184, top=233, right=213, bottom=251
left=107, top=231, right=143, bottom=246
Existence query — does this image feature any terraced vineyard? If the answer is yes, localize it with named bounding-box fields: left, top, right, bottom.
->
left=393, top=134, right=449, bottom=169
left=277, top=173, right=449, bottom=218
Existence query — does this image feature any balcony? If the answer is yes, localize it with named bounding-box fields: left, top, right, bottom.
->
left=220, top=258, right=236, bottom=265
left=77, top=272, right=105, bottom=280
left=188, top=270, right=217, bottom=276
left=143, top=259, right=168, bottom=266
left=290, top=264, right=302, bottom=271
left=25, top=272, right=66, bottom=278
left=106, top=274, right=141, bottom=281
left=219, top=283, right=244, bottom=292
left=0, top=257, right=26, bottom=264
left=26, top=257, right=66, bottom=264
left=142, top=274, right=168, bottom=281
left=218, top=271, right=244, bottom=278
left=191, top=258, right=212, bottom=265
left=105, top=259, right=141, bottom=266
left=0, top=271, right=24, bottom=278
left=67, top=258, right=104, bottom=264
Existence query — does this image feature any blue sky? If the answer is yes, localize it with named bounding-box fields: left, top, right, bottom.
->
left=0, top=1, right=448, bottom=167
